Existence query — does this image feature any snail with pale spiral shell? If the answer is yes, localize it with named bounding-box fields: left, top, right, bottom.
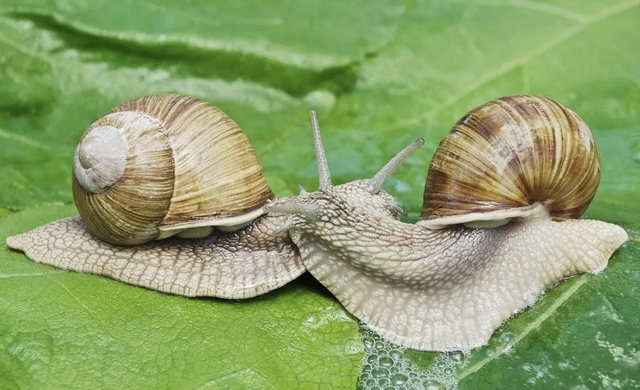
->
left=7, top=94, right=627, bottom=351
left=7, top=94, right=305, bottom=299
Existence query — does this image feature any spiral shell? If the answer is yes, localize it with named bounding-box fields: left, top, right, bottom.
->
left=72, top=94, right=273, bottom=245
left=420, top=95, right=601, bottom=227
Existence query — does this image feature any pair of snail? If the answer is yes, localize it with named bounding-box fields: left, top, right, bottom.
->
left=6, top=94, right=628, bottom=352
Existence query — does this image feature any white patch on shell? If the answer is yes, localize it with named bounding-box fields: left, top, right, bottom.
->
left=73, top=125, right=128, bottom=194
left=419, top=202, right=549, bottom=229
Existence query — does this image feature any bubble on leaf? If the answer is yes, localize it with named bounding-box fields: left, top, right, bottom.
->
left=423, top=379, right=447, bottom=390
left=363, top=336, right=375, bottom=350
left=357, top=324, right=460, bottom=390
left=344, top=338, right=363, bottom=355
left=391, top=373, right=409, bottom=385
left=372, top=367, right=390, bottom=378
left=379, top=356, right=394, bottom=367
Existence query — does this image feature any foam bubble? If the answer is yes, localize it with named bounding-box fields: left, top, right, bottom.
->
left=357, top=325, right=460, bottom=390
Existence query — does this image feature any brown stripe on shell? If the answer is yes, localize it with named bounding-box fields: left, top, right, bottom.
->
left=421, top=95, right=600, bottom=222
left=108, top=94, right=273, bottom=227
left=73, top=112, right=175, bottom=245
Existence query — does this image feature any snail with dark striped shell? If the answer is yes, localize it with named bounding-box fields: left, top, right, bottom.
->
left=267, top=95, right=627, bottom=351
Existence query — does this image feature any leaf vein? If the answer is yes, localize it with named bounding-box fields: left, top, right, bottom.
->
left=0, top=271, right=65, bottom=278
left=0, top=128, right=52, bottom=151
left=458, top=277, right=588, bottom=380
left=451, top=0, right=586, bottom=21
left=0, top=25, right=53, bottom=65
left=426, top=0, right=640, bottom=120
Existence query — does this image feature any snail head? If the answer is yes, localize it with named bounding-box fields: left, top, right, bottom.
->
left=266, top=111, right=424, bottom=232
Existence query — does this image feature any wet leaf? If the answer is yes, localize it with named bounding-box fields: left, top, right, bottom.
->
left=1, top=0, right=638, bottom=389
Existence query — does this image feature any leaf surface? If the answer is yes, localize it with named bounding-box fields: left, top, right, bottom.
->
left=0, top=0, right=638, bottom=389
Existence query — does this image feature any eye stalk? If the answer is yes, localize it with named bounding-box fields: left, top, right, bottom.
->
left=309, top=110, right=332, bottom=190
left=308, top=110, right=424, bottom=194
left=367, top=138, right=425, bottom=194
left=267, top=111, right=423, bottom=220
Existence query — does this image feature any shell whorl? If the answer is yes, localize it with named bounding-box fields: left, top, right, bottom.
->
left=421, top=95, right=601, bottom=225
left=74, top=125, right=129, bottom=194
left=72, top=94, right=273, bottom=246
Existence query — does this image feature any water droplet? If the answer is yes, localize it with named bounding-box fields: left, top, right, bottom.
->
left=362, top=336, right=375, bottom=350
left=372, top=367, right=390, bottom=378
left=344, top=339, right=362, bottom=355
left=389, top=349, right=403, bottom=360
left=423, top=379, right=446, bottom=390
left=450, top=352, right=463, bottom=362
left=391, top=373, right=409, bottom=385
left=498, top=332, right=513, bottom=344
left=379, top=356, right=394, bottom=367
left=357, top=326, right=460, bottom=390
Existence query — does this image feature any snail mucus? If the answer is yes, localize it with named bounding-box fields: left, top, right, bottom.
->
left=6, top=94, right=628, bottom=352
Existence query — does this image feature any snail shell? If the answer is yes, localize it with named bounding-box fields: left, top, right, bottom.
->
left=72, top=94, right=273, bottom=245
left=420, top=95, right=601, bottom=228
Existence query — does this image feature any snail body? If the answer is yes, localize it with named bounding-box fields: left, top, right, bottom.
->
left=7, top=213, right=302, bottom=299
left=266, top=96, right=627, bottom=351
left=7, top=94, right=304, bottom=299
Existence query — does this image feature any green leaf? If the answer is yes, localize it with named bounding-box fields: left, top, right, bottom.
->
left=1, top=206, right=363, bottom=390
left=1, top=0, right=639, bottom=389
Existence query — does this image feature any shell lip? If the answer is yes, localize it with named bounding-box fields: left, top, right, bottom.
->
left=418, top=202, right=549, bottom=229
left=158, top=207, right=266, bottom=232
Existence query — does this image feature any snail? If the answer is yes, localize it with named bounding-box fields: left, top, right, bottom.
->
left=5, top=94, right=628, bottom=352
left=265, top=95, right=628, bottom=351
left=6, top=94, right=305, bottom=299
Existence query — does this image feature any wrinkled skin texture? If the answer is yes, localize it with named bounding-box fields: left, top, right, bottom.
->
left=267, top=180, right=628, bottom=351
left=6, top=214, right=303, bottom=299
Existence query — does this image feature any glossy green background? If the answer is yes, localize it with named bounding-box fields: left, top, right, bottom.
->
left=0, top=1, right=638, bottom=389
